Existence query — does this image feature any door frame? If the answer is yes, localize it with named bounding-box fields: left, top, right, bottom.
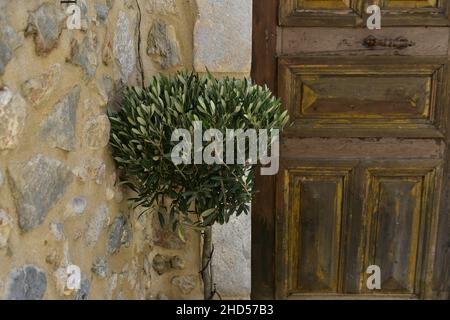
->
left=251, top=0, right=278, bottom=300
left=251, top=0, right=450, bottom=300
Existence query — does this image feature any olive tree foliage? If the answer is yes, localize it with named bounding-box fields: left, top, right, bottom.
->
left=108, top=72, right=288, bottom=234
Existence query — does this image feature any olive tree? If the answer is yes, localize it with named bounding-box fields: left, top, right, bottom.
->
left=108, top=72, right=288, bottom=299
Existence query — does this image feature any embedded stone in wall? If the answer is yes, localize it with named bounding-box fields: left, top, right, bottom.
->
left=40, top=86, right=80, bottom=152
left=0, top=209, right=12, bottom=249
left=102, top=76, right=114, bottom=100
left=114, top=188, right=124, bottom=203
left=25, top=3, right=65, bottom=56
left=65, top=196, right=87, bottom=218
left=0, top=87, right=28, bottom=150
left=54, top=267, right=74, bottom=296
left=152, top=254, right=171, bottom=275
left=0, top=25, right=22, bottom=52
left=156, top=292, right=169, bottom=300
left=0, top=40, right=13, bottom=76
left=62, top=239, right=71, bottom=266
left=107, top=273, right=118, bottom=299
left=194, top=0, right=252, bottom=73
left=83, top=114, right=111, bottom=149
left=75, top=273, right=90, bottom=300
left=72, top=158, right=106, bottom=184
left=126, top=257, right=139, bottom=290
left=8, top=154, right=73, bottom=232
left=106, top=80, right=125, bottom=113
left=95, top=2, right=110, bottom=24
left=171, top=275, right=197, bottom=295
left=107, top=214, right=132, bottom=255
left=85, top=203, right=109, bottom=247
left=143, top=254, right=151, bottom=275
left=78, top=0, right=89, bottom=31
left=0, top=168, right=4, bottom=187
left=4, top=265, right=47, bottom=300
left=0, top=1, right=6, bottom=14
left=147, top=20, right=181, bottom=69
left=106, top=187, right=115, bottom=201
left=170, top=255, right=185, bottom=270
left=50, top=222, right=65, bottom=241
left=45, top=250, right=60, bottom=270
left=146, top=0, right=177, bottom=15
left=92, top=257, right=108, bottom=278
left=21, top=64, right=61, bottom=107
left=68, top=32, right=98, bottom=80
left=124, top=0, right=136, bottom=9
left=94, top=76, right=115, bottom=107
left=106, top=0, right=115, bottom=10
left=152, top=214, right=186, bottom=249
left=102, top=31, right=113, bottom=66
left=152, top=254, right=185, bottom=275
left=0, top=6, right=23, bottom=75
left=114, top=12, right=136, bottom=82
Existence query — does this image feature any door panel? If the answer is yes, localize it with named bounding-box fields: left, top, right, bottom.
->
left=280, top=0, right=364, bottom=26
left=279, top=57, right=448, bottom=137
left=285, top=168, right=351, bottom=294
left=380, top=0, right=450, bottom=26
left=361, top=163, right=443, bottom=297
left=367, top=177, right=423, bottom=294
left=382, top=0, right=438, bottom=8
left=280, top=0, right=450, bottom=26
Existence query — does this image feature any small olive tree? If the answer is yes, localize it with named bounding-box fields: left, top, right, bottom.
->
left=108, top=72, right=288, bottom=299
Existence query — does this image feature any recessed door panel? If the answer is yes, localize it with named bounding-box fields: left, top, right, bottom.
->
left=279, top=57, right=448, bottom=137
left=280, top=0, right=363, bottom=26
left=284, top=167, right=352, bottom=295
left=380, top=0, right=449, bottom=26
left=361, top=163, right=442, bottom=297
left=382, top=0, right=438, bottom=8
left=280, top=0, right=450, bottom=26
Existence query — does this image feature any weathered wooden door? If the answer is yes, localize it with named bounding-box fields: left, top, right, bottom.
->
left=252, top=0, right=450, bottom=299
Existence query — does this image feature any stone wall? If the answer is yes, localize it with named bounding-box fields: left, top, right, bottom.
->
left=0, top=0, right=252, bottom=300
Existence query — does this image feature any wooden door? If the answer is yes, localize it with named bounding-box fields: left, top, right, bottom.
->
left=252, top=0, right=450, bottom=299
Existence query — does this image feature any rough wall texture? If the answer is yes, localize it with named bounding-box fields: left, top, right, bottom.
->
left=213, top=213, right=251, bottom=299
left=193, top=0, right=252, bottom=73
left=0, top=0, right=252, bottom=300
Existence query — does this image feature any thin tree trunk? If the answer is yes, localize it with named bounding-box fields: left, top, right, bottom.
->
left=201, top=226, right=213, bottom=300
